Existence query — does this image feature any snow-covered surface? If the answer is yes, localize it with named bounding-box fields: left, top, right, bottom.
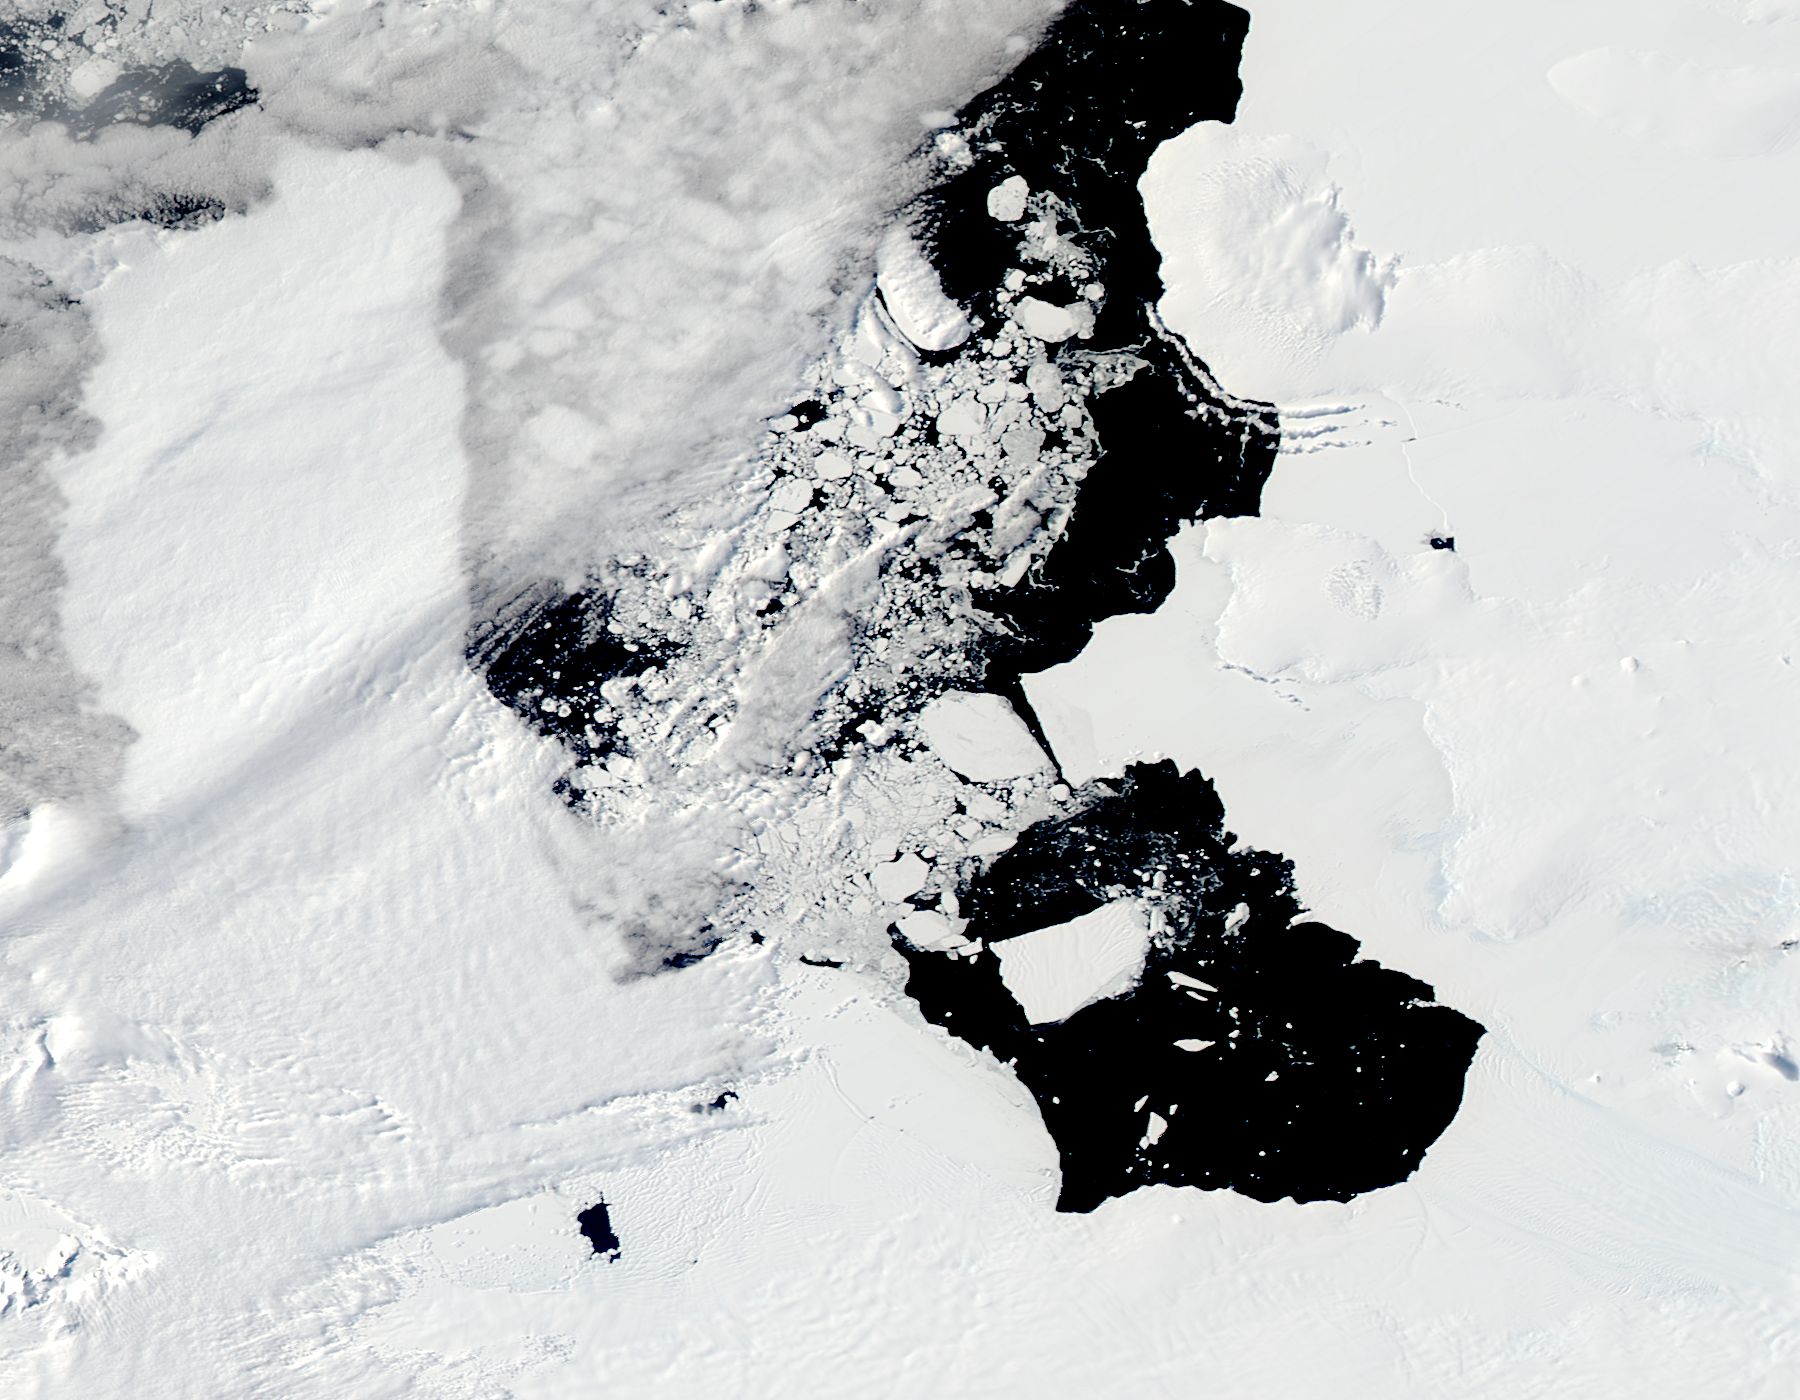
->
left=1023, top=1, right=1800, bottom=1388
left=0, top=0, right=1795, bottom=1395
left=1031, top=0, right=1800, bottom=1185
left=0, top=145, right=762, bottom=1393
left=993, top=900, right=1153, bottom=1024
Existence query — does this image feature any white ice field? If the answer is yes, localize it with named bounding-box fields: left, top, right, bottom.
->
left=0, top=1, right=1795, bottom=1395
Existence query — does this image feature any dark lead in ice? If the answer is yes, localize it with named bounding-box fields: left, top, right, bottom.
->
left=884, top=0, right=1484, bottom=1211
left=469, top=587, right=671, bottom=766
left=128, top=192, right=231, bottom=231
left=467, top=0, right=1279, bottom=770
left=786, top=399, right=828, bottom=429
left=577, top=1199, right=621, bottom=1259
left=911, top=0, right=1278, bottom=707
left=84, top=61, right=257, bottom=135
left=0, top=16, right=256, bottom=137
left=896, top=763, right=1483, bottom=1213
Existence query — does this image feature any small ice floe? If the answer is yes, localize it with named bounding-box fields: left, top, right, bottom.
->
left=872, top=852, right=930, bottom=903
left=987, top=175, right=1030, bottom=222
left=917, top=690, right=1049, bottom=783
left=993, top=900, right=1152, bottom=1025
left=876, top=225, right=972, bottom=352
left=896, top=908, right=971, bottom=952
left=1011, top=295, right=1095, bottom=343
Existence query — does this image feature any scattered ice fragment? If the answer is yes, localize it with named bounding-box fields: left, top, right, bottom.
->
left=1012, top=296, right=1095, bottom=343
left=876, top=225, right=972, bottom=352
left=872, top=852, right=930, bottom=902
left=814, top=450, right=854, bottom=480
left=769, top=477, right=814, bottom=513
left=897, top=909, right=970, bottom=952
left=992, top=900, right=1152, bottom=1024
left=987, top=175, right=1030, bottom=222
left=997, top=551, right=1032, bottom=588
left=935, top=396, right=988, bottom=439
left=1173, top=1039, right=1216, bottom=1053
left=1142, top=1112, right=1168, bottom=1147
left=1001, top=423, right=1045, bottom=463
left=69, top=57, right=122, bottom=99
left=917, top=690, right=1050, bottom=782
left=1025, top=358, right=1066, bottom=408
left=932, top=128, right=972, bottom=165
